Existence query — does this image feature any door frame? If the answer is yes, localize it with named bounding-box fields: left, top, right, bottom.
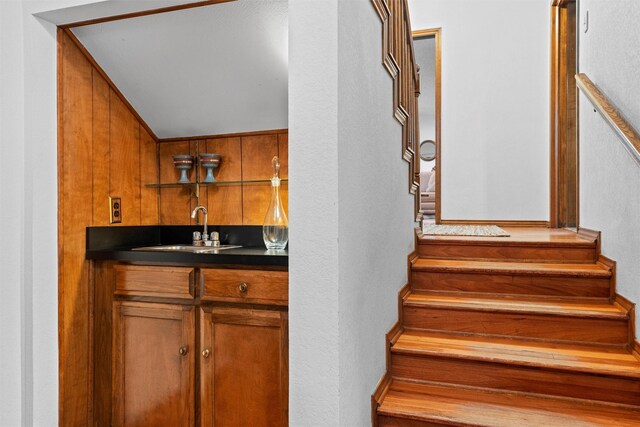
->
left=412, top=28, right=442, bottom=224
left=550, top=0, right=579, bottom=228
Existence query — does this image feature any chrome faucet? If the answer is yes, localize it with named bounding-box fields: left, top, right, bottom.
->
left=190, top=205, right=220, bottom=247
left=191, top=205, right=209, bottom=244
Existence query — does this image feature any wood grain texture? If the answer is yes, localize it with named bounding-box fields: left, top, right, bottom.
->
left=550, top=0, right=578, bottom=228
left=577, top=73, right=640, bottom=165
left=62, top=0, right=236, bottom=29
left=391, top=352, right=640, bottom=406
left=375, top=227, right=640, bottom=423
left=205, top=137, right=242, bottom=224
left=242, top=134, right=278, bottom=224
left=62, top=29, right=158, bottom=141
left=93, top=261, right=115, bottom=427
left=109, top=91, right=141, bottom=226
left=114, top=265, right=194, bottom=299
left=159, top=141, right=194, bottom=225
left=278, top=133, right=289, bottom=217
left=200, top=306, right=288, bottom=426
left=112, top=302, right=194, bottom=427
left=59, top=31, right=94, bottom=426
left=59, top=30, right=163, bottom=425
left=140, top=127, right=159, bottom=224
left=378, top=380, right=640, bottom=427
left=201, top=268, right=288, bottom=305
left=158, top=127, right=288, bottom=143
left=371, top=0, right=420, bottom=216
left=92, top=70, right=111, bottom=226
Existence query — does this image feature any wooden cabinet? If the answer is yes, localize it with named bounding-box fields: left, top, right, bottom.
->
left=108, top=264, right=288, bottom=426
left=200, top=306, right=288, bottom=426
left=112, top=301, right=195, bottom=427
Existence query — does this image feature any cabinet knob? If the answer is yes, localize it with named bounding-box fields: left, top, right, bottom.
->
left=179, top=345, right=189, bottom=356
left=238, top=282, right=249, bottom=293
left=202, top=348, right=211, bottom=358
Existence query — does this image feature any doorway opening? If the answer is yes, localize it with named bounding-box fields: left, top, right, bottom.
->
left=413, top=28, right=442, bottom=225
left=550, top=0, right=579, bottom=228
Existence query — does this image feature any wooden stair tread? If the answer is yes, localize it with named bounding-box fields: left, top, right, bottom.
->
left=378, top=380, right=640, bottom=427
left=412, top=258, right=611, bottom=277
left=405, top=293, right=627, bottom=319
left=418, top=226, right=596, bottom=246
left=392, top=331, right=640, bottom=378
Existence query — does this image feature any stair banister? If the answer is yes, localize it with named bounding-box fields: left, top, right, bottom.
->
left=576, top=73, right=640, bottom=167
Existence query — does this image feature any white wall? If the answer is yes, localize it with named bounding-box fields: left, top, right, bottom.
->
left=578, top=0, right=640, bottom=335
left=408, top=0, right=550, bottom=221
left=1, top=2, right=26, bottom=424
left=337, top=1, right=414, bottom=425
left=289, top=0, right=414, bottom=425
left=0, top=1, right=102, bottom=425
left=288, top=0, right=340, bottom=424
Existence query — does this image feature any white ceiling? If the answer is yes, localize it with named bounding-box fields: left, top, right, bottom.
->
left=72, top=0, right=288, bottom=139
left=35, top=1, right=210, bottom=26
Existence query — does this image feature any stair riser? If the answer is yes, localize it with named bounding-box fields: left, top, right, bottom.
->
left=411, top=271, right=611, bottom=298
left=403, top=306, right=629, bottom=345
left=391, top=353, right=640, bottom=406
left=378, top=415, right=447, bottom=427
left=417, top=243, right=596, bottom=262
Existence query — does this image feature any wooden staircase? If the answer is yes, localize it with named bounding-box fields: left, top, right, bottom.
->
left=373, top=227, right=640, bottom=426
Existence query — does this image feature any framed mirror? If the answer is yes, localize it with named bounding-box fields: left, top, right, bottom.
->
left=419, top=140, right=436, bottom=161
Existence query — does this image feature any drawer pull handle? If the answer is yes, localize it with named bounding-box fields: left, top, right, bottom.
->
left=238, top=282, right=249, bottom=293
left=202, top=348, right=211, bottom=358
left=179, top=346, right=189, bottom=356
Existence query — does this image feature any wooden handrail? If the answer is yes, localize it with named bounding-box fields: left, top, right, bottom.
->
left=371, top=0, right=421, bottom=217
left=576, top=73, right=640, bottom=166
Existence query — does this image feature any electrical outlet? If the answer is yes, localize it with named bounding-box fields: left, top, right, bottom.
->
left=110, top=197, right=122, bottom=224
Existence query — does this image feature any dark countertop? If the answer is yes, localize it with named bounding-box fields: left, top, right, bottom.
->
left=86, top=225, right=288, bottom=268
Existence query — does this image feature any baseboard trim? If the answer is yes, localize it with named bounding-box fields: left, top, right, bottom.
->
left=577, top=227, right=601, bottom=256
left=439, top=219, right=550, bottom=227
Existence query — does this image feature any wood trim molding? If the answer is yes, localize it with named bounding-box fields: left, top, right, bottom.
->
left=371, top=0, right=421, bottom=217
left=577, top=226, right=601, bottom=256
left=412, top=28, right=442, bottom=224
left=370, top=250, right=415, bottom=426
left=62, top=29, right=159, bottom=142
left=60, top=0, right=235, bottom=29
left=439, top=220, right=551, bottom=228
left=576, top=73, right=640, bottom=167
left=550, top=0, right=578, bottom=228
left=158, top=128, right=288, bottom=143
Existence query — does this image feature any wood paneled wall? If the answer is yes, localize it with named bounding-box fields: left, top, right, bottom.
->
left=158, top=130, right=288, bottom=225
left=58, top=30, right=158, bottom=425
left=59, top=28, right=287, bottom=425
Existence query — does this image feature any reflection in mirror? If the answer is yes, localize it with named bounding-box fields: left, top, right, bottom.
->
left=413, top=29, right=440, bottom=224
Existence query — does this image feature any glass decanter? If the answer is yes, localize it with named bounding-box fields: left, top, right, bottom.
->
left=263, top=156, right=289, bottom=250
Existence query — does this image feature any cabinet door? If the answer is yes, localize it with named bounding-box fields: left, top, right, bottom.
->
left=113, top=301, right=194, bottom=427
left=200, top=306, right=288, bottom=426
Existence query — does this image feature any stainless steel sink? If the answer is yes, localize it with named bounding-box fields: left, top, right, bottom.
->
left=132, top=244, right=241, bottom=254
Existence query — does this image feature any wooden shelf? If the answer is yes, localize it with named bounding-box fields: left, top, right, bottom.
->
left=145, top=178, right=288, bottom=188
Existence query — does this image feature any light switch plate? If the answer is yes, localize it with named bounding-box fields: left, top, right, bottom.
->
left=110, top=197, right=122, bottom=224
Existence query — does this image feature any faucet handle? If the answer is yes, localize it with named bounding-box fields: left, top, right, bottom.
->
left=193, top=231, right=203, bottom=246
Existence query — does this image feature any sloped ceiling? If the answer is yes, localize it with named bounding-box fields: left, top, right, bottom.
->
left=72, top=0, right=288, bottom=139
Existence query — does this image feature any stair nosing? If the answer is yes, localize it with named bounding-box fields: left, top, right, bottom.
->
left=390, top=332, right=640, bottom=379
left=403, top=295, right=628, bottom=320
left=411, top=259, right=612, bottom=278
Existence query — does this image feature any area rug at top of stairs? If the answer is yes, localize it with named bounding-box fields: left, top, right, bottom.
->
left=423, top=224, right=510, bottom=237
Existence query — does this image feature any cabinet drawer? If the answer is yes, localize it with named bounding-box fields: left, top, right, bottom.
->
left=114, top=265, right=195, bottom=299
left=201, top=269, right=288, bottom=305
